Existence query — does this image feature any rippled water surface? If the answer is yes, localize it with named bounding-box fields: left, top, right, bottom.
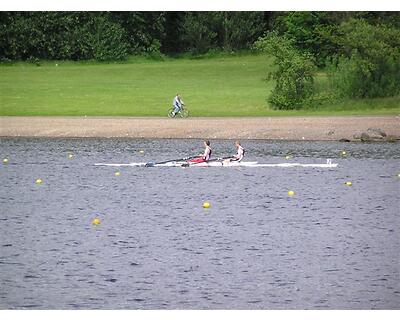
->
left=0, top=138, right=399, bottom=309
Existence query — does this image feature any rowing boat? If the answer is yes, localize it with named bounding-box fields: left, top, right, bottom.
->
left=94, top=160, right=338, bottom=168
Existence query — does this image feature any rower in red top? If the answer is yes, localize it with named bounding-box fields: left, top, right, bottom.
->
left=188, top=140, right=212, bottom=164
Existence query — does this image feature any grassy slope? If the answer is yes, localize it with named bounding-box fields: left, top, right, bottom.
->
left=0, top=54, right=399, bottom=116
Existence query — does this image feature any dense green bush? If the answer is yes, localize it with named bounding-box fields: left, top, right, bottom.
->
left=180, top=12, right=219, bottom=54
left=254, top=32, right=316, bottom=109
left=329, top=19, right=400, bottom=98
left=275, top=12, right=400, bottom=68
left=110, top=12, right=166, bottom=55
left=0, top=13, right=129, bottom=61
left=217, top=12, right=266, bottom=51
left=89, top=16, right=129, bottom=61
left=179, top=12, right=267, bottom=55
left=275, top=12, right=332, bottom=65
left=0, top=12, right=167, bottom=61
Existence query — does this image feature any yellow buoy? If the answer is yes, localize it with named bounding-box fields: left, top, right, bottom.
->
left=35, top=178, right=43, bottom=184
left=115, top=171, right=121, bottom=176
left=92, top=218, right=101, bottom=225
left=3, top=158, right=8, bottom=164
left=68, top=154, right=73, bottom=159
left=341, top=151, right=347, bottom=156
left=139, top=150, right=144, bottom=154
left=288, top=190, right=295, bottom=197
left=203, top=202, right=210, bottom=209
left=285, top=155, right=291, bottom=160
left=345, top=181, right=352, bottom=186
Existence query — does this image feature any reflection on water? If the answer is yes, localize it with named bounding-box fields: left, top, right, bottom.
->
left=0, top=138, right=399, bottom=309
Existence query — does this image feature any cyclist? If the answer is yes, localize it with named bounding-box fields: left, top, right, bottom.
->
left=172, top=93, right=184, bottom=117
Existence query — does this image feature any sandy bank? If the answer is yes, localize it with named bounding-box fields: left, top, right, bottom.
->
left=0, top=116, right=399, bottom=141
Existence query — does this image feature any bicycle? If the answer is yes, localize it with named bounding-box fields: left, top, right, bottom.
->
left=168, top=104, right=189, bottom=118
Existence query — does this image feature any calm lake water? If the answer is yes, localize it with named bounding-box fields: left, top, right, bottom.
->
left=0, top=138, right=399, bottom=309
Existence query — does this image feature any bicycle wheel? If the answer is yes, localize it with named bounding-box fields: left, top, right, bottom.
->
left=167, top=108, right=176, bottom=118
left=180, top=108, right=189, bottom=118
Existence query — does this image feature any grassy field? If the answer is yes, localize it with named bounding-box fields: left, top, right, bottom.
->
left=0, top=54, right=399, bottom=116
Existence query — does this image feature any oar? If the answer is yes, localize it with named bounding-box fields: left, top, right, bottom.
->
left=182, top=157, right=232, bottom=167
left=204, top=157, right=232, bottom=163
left=216, top=157, right=233, bottom=161
left=145, top=156, right=196, bottom=167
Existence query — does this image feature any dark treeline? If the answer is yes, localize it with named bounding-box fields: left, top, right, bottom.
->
left=0, top=12, right=269, bottom=60
left=1, top=11, right=398, bottom=61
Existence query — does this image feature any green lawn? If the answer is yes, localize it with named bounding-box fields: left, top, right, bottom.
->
left=0, top=54, right=399, bottom=116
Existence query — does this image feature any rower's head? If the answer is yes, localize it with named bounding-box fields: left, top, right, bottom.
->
left=235, top=140, right=241, bottom=148
left=204, top=140, right=210, bottom=147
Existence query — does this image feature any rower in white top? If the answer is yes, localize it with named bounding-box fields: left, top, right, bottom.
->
left=224, top=140, right=244, bottom=164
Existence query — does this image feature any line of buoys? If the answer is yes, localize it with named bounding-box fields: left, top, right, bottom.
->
left=25, top=146, right=395, bottom=229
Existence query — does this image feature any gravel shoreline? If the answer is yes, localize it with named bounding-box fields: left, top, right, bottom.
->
left=0, top=116, right=399, bottom=141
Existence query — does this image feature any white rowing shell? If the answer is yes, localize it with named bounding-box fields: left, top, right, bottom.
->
left=94, top=161, right=338, bottom=168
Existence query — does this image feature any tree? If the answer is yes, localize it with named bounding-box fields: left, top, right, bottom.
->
left=161, top=12, right=185, bottom=54
left=254, top=32, right=316, bottom=109
left=217, top=12, right=266, bottom=51
left=180, top=12, right=219, bottom=54
left=0, top=12, right=129, bottom=61
left=110, top=12, right=166, bottom=55
left=274, top=12, right=344, bottom=66
left=329, top=19, right=400, bottom=98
